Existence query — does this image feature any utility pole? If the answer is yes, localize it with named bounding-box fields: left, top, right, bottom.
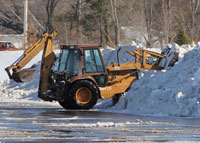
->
left=24, top=0, right=28, bottom=49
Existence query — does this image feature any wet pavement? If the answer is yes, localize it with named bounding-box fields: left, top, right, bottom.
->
left=0, top=101, right=200, bottom=142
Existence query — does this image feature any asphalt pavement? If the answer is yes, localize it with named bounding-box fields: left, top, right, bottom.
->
left=0, top=102, right=200, bottom=142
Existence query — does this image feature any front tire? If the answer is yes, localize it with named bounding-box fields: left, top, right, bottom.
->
left=112, top=94, right=122, bottom=105
left=59, top=80, right=99, bottom=110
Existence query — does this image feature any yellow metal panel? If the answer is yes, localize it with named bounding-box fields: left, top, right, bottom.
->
left=100, top=73, right=138, bottom=99
left=38, top=32, right=57, bottom=99
left=106, top=63, right=137, bottom=71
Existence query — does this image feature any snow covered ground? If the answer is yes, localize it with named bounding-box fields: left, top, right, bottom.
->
left=0, top=43, right=200, bottom=117
left=0, top=50, right=59, bottom=106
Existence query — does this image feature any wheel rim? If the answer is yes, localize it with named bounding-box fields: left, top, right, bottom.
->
left=76, top=87, right=92, bottom=104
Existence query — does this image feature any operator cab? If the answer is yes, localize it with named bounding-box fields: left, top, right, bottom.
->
left=57, top=45, right=107, bottom=85
left=58, top=45, right=82, bottom=77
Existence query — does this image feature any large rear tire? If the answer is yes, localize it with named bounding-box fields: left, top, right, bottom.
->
left=59, top=80, right=99, bottom=110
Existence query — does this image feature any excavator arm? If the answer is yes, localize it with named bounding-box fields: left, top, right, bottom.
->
left=38, top=32, right=57, bottom=100
left=5, top=30, right=57, bottom=82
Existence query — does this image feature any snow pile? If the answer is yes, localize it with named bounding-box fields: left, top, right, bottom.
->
left=107, top=43, right=200, bottom=117
left=0, top=50, right=59, bottom=104
left=0, top=64, right=41, bottom=101
left=102, top=45, right=138, bottom=66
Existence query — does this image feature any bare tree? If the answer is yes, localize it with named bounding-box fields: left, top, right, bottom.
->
left=143, top=0, right=154, bottom=48
left=46, top=0, right=60, bottom=33
left=110, top=0, right=120, bottom=45
left=69, top=0, right=82, bottom=43
left=76, top=0, right=82, bottom=40
left=162, top=0, right=171, bottom=44
left=28, top=10, right=45, bottom=32
left=0, top=1, right=23, bottom=34
left=190, top=0, right=199, bottom=42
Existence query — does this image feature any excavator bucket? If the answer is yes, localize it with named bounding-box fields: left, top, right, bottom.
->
left=17, top=66, right=38, bottom=82
left=158, top=45, right=179, bottom=68
left=5, top=64, right=38, bottom=83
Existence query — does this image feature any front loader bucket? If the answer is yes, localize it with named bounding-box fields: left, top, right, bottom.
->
left=158, top=46, right=179, bottom=68
left=11, top=65, right=38, bottom=82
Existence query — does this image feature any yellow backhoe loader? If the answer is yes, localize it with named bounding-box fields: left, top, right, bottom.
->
left=5, top=30, right=178, bottom=109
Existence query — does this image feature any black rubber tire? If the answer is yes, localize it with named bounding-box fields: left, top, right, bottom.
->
left=169, top=53, right=179, bottom=67
left=59, top=80, right=99, bottom=110
left=59, top=97, right=73, bottom=109
left=169, top=56, right=178, bottom=67
left=112, top=94, right=122, bottom=106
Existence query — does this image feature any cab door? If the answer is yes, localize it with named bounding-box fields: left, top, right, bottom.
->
left=83, top=48, right=107, bottom=85
left=58, top=47, right=82, bottom=78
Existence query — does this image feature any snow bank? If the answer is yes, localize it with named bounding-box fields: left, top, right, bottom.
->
left=0, top=64, right=40, bottom=101
left=0, top=43, right=200, bottom=117
left=0, top=50, right=59, bottom=105
left=104, top=44, right=200, bottom=117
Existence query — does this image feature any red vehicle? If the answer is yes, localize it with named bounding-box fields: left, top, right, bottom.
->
left=0, top=41, right=18, bottom=51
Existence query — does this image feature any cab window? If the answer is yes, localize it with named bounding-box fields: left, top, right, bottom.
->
left=93, top=49, right=104, bottom=72
left=84, top=49, right=104, bottom=73
left=58, top=48, right=82, bottom=77
left=66, top=49, right=82, bottom=76
left=58, top=49, right=69, bottom=72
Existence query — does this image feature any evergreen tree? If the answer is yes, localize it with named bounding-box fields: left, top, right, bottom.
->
left=175, top=26, right=190, bottom=46
left=81, top=0, right=110, bottom=44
